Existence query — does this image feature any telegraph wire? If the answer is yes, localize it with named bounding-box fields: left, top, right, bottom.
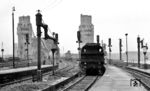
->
left=41, top=0, right=63, bottom=12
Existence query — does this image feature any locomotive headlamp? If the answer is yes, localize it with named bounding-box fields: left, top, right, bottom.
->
left=99, top=49, right=102, bottom=52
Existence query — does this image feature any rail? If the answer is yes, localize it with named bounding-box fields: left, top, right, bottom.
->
left=41, top=72, right=80, bottom=91
left=113, top=63, right=150, bottom=90
left=125, top=67, right=150, bottom=90
left=62, top=75, right=99, bottom=91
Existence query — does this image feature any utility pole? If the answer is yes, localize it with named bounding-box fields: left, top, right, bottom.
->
left=12, top=7, right=15, bottom=68
left=137, top=36, right=140, bottom=68
left=125, top=33, right=128, bottom=66
left=1, top=42, right=4, bottom=61
left=119, top=39, right=122, bottom=60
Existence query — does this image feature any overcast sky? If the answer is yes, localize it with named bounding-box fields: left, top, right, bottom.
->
left=1, top=0, right=150, bottom=55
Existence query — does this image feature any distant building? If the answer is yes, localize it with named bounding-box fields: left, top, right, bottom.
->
left=17, top=16, right=60, bottom=64
left=17, top=16, right=33, bottom=59
left=65, top=50, right=72, bottom=61
left=79, top=14, right=94, bottom=48
left=15, top=43, right=18, bottom=57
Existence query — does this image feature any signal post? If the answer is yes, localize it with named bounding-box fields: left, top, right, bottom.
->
left=108, top=38, right=112, bottom=64
left=76, top=31, right=82, bottom=60
left=97, top=35, right=100, bottom=45
left=119, top=39, right=122, bottom=61
left=137, top=36, right=141, bottom=68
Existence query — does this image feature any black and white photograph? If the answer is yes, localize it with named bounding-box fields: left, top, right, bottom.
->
left=0, top=0, right=150, bottom=91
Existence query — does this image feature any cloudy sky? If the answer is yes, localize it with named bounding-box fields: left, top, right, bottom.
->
left=1, top=0, right=150, bottom=55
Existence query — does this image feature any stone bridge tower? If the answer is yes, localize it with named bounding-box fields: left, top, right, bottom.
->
left=79, top=14, right=94, bottom=48
left=17, top=16, right=33, bottom=59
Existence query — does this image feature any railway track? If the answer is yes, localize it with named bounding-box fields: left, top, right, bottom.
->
left=125, top=67, right=150, bottom=90
left=43, top=63, right=75, bottom=80
left=62, top=75, right=99, bottom=91
left=0, top=61, right=76, bottom=88
left=57, top=61, right=75, bottom=73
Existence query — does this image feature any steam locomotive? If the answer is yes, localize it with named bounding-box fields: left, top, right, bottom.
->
left=79, top=43, right=105, bottom=75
